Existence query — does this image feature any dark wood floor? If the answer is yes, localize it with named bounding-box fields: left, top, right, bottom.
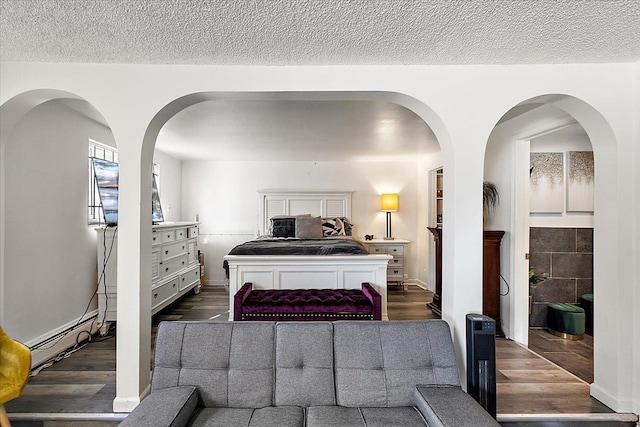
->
left=6, top=284, right=636, bottom=426
left=528, top=328, right=594, bottom=384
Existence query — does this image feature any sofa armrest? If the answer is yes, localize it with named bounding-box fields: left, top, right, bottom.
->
left=413, top=385, right=500, bottom=427
left=361, top=282, right=382, bottom=320
left=233, top=282, right=253, bottom=321
left=118, top=386, right=198, bottom=427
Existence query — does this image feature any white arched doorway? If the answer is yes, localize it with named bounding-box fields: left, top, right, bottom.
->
left=0, top=89, right=116, bottom=365
left=484, top=94, right=624, bottom=410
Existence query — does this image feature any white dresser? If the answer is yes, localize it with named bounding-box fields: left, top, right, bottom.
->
left=96, top=222, right=200, bottom=322
left=361, top=239, right=410, bottom=286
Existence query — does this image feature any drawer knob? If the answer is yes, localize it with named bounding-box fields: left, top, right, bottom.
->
left=153, top=293, right=158, bottom=299
left=165, top=267, right=169, bottom=272
left=165, top=250, right=169, bottom=255
left=173, top=283, right=176, bottom=288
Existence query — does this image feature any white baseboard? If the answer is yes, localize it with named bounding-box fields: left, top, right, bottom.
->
left=590, top=382, right=635, bottom=413
left=28, top=311, right=100, bottom=369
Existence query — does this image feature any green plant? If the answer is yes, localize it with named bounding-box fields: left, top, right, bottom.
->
left=529, top=267, right=548, bottom=285
left=483, top=181, right=499, bottom=226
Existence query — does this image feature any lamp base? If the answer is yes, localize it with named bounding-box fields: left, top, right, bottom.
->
left=383, top=237, right=395, bottom=240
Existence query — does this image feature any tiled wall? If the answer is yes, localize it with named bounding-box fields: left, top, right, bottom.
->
left=529, top=227, right=593, bottom=328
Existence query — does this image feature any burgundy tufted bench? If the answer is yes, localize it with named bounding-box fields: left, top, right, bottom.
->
left=233, top=282, right=381, bottom=321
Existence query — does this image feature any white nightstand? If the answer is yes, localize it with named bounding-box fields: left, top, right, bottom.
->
left=361, top=239, right=410, bottom=287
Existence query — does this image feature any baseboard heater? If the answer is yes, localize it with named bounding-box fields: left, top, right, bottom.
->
left=28, top=313, right=100, bottom=370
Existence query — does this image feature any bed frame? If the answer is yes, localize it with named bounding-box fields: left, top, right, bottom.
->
left=225, top=191, right=391, bottom=320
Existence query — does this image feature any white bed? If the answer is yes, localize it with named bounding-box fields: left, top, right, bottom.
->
left=224, top=191, right=391, bottom=320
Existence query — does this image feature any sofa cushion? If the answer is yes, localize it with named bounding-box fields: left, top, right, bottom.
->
left=190, top=406, right=305, bottom=427
left=118, top=386, right=197, bottom=427
left=306, top=406, right=365, bottom=426
left=152, top=321, right=275, bottom=408
left=333, top=320, right=459, bottom=407
left=413, top=386, right=500, bottom=427
left=275, top=322, right=336, bottom=406
left=360, top=407, right=428, bottom=427
left=306, top=406, right=427, bottom=427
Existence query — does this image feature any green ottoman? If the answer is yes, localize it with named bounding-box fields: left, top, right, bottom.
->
left=579, top=293, right=593, bottom=335
left=547, top=302, right=585, bottom=340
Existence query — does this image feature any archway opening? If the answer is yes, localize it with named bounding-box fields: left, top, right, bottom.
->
left=0, top=90, right=116, bottom=367
left=484, top=93, right=618, bottom=407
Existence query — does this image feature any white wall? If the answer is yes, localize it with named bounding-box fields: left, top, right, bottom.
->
left=181, top=159, right=427, bottom=286
left=2, top=100, right=115, bottom=344
left=152, top=149, right=182, bottom=222
left=530, top=128, right=593, bottom=228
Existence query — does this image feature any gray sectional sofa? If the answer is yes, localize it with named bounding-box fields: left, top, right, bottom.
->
left=119, top=320, right=499, bottom=427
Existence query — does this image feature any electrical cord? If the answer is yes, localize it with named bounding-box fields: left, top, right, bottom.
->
left=500, top=273, right=510, bottom=296
left=29, top=225, right=117, bottom=376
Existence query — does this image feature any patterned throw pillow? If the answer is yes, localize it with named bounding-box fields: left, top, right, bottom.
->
left=322, top=217, right=346, bottom=236
left=271, top=217, right=296, bottom=238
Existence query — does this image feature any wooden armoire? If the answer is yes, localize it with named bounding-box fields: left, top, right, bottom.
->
left=427, top=228, right=505, bottom=336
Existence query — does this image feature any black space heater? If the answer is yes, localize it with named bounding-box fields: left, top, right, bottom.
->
left=466, top=313, right=497, bottom=418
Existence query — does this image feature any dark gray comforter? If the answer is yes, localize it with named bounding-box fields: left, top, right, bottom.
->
left=227, top=237, right=369, bottom=256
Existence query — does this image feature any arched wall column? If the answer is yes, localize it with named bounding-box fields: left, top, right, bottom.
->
left=549, top=97, right=635, bottom=412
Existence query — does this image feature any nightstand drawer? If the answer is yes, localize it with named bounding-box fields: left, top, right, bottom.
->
left=388, top=267, right=404, bottom=280
left=388, top=256, right=404, bottom=267
left=367, top=245, right=385, bottom=254
left=387, top=245, right=405, bottom=256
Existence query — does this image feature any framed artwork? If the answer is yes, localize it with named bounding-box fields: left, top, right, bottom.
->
left=567, top=151, right=594, bottom=212
left=530, top=152, right=564, bottom=213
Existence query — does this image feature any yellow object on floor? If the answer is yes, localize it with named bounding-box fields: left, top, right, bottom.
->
left=0, top=325, right=31, bottom=427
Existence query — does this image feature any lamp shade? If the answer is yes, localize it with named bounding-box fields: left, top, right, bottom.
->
left=380, top=193, right=399, bottom=212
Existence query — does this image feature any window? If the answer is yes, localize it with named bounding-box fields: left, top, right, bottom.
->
left=88, top=139, right=118, bottom=224
left=88, top=139, right=161, bottom=224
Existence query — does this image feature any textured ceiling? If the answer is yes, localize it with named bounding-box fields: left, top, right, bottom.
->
left=2, top=0, right=639, bottom=65
left=3, top=1, right=627, bottom=161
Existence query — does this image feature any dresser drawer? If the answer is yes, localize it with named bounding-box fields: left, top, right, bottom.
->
left=179, top=266, right=200, bottom=291
left=161, top=230, right=176, bottom=243
left=162, top=240, right=188, bottom=261
left=187, top=225, right=199, bottom=238
left=152, top=279, right=178, bottom=307
left=175, top=227, right=188, bottom=241
left=161, top=254, right=188, bottom=278
left=151, top=231, right=161, bottom=246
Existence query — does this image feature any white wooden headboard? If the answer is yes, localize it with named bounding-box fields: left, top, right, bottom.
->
left=258, top=191, right=353, bottom=235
